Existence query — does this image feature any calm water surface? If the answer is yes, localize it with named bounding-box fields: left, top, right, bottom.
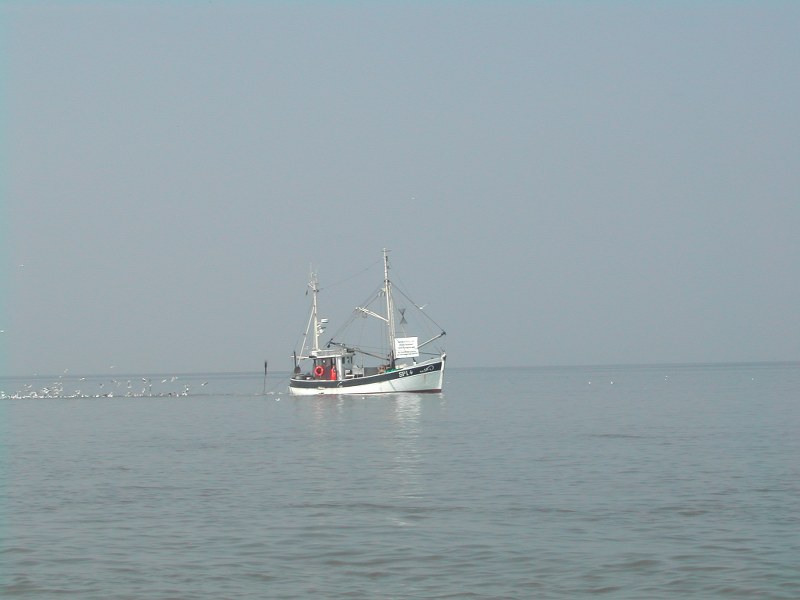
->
left=2, top=364, right=799, bottom=598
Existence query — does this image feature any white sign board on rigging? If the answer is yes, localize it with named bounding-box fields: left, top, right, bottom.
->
left=394, top=337, right=419, bottom=359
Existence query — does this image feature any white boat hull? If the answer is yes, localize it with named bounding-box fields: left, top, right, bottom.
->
left=288, top=356, right=445, bottom=396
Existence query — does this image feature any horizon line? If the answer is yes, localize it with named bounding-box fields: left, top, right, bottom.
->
left=2, top=359, right=798, bottom=380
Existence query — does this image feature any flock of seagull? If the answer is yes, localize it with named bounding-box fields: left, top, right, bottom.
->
left=1, top=374, right=210, bottom=400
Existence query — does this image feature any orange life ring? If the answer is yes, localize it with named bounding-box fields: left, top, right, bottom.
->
left=314, top=365, right=324, bottom=377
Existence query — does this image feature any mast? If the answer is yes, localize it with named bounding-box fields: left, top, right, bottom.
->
left=309, top=270, right=322, bottom=354
left=383, top=248, right=396, bottom=364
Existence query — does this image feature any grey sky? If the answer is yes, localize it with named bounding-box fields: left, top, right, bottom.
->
left=2, top=2, right=798, bottom=375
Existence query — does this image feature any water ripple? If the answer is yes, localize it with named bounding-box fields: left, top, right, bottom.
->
left=3, top=365, right=800, bottom=598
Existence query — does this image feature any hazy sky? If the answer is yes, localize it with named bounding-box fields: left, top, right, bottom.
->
left=2, top=2, right=798, bottom=375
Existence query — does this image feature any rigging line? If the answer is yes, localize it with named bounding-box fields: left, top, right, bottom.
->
left=389, top=269, right=444, bottom=328
left=319, top=258, right=382, bottom=292
left=393, top=285, right=447, bottom=332
left=323, top=282, right=384, bottom=344
left=264, top=371, right=292, bottom=396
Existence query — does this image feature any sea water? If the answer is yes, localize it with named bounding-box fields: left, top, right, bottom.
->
left=1, top=363, right=798, bottom=599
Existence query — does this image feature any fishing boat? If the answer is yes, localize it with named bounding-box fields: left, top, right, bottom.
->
left=289, top=249, right=446, bottom=395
